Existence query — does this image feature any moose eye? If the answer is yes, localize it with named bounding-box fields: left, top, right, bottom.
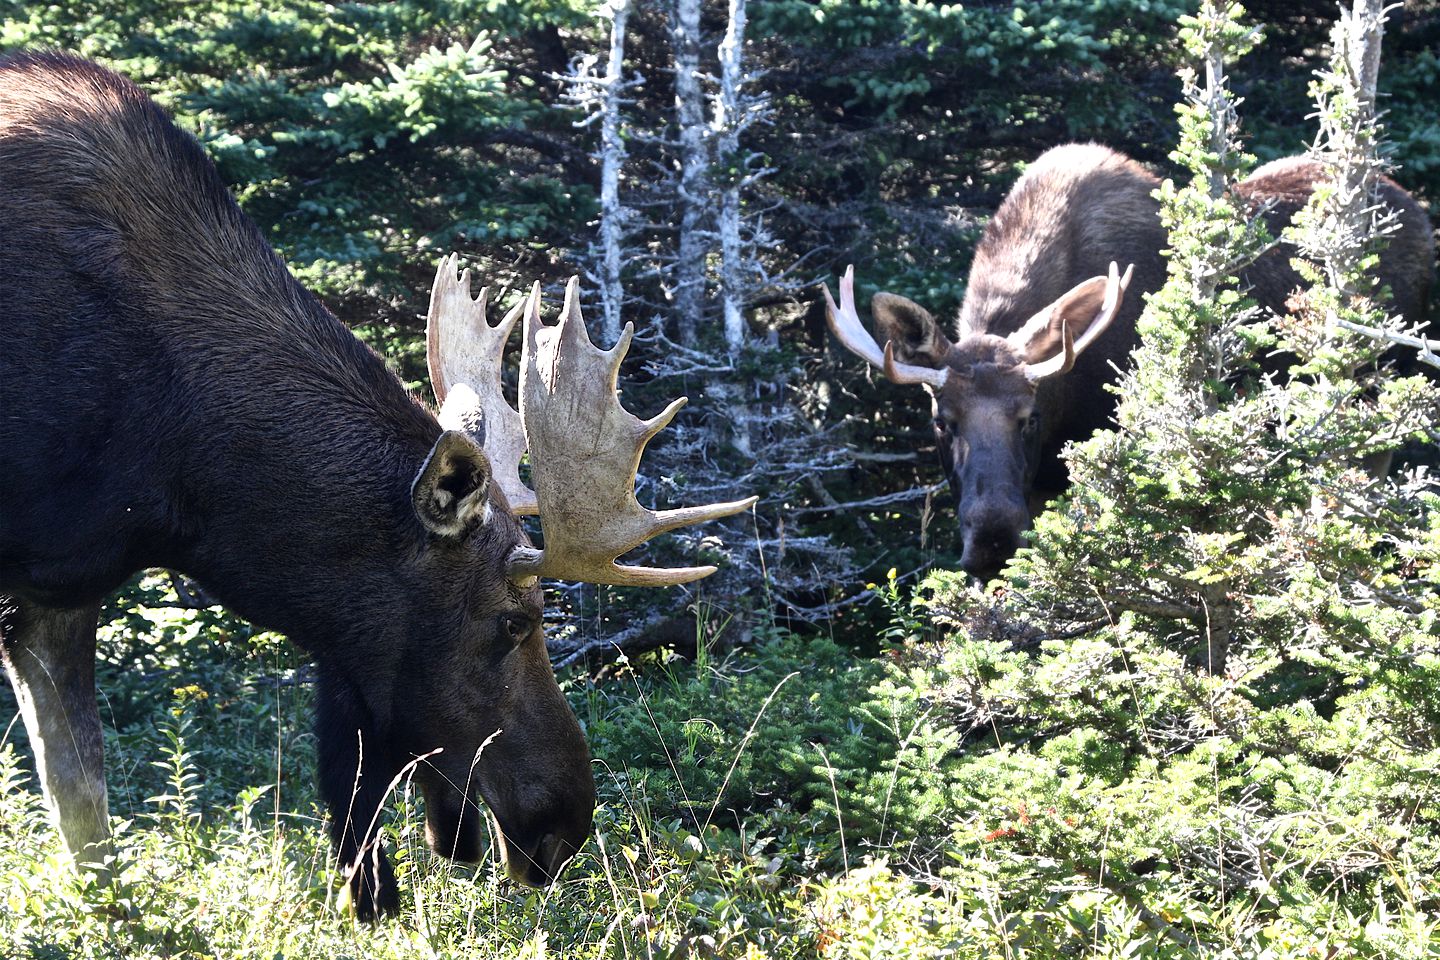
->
left=499, top=612, right=532, bottom=647
left=1019, top=414, right=1038, bottom=433
left=932, top=417, right=948, bottom=434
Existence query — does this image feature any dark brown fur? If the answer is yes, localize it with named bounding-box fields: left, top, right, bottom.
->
left=1236, top=156, right=1434, bottom=325
left=0, top=51, right=594, bottom=919
left=874, top=143, right=1434, bottom=579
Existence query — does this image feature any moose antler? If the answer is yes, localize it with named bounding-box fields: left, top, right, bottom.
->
left=1021, top=261, right=1134, bottom=382
left=427, top=254, right=538, bottom=515
left=506, top=279, right=757, bottom=586
left=823, top=265, right=951, bottom=390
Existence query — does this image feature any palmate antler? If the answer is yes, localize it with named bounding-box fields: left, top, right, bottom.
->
left=506, top=279, right=757, bottom=587
left=427, top=255, right=538, bottom=514
left=428, top=258, right=756, bottom=587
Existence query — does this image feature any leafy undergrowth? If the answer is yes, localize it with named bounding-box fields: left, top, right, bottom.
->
left=4, top=574, right=1438, bottom=959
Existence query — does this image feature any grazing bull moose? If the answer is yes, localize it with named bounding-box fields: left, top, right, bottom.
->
left=827, top=142, right=1433, bottom=580
left=0, top=51, right=752, bottom=919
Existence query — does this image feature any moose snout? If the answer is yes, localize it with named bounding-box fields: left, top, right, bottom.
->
left=492, top=765, right=596, bottom=887
left=507, top=831, right=583, bottom=887
left=960, top=501, right=1030, bottom=581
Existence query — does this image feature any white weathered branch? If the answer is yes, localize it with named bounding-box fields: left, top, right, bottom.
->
left=670, top=0, right=709, bottom=345
left=1335, top=315, right=1440, bottom=370
left=596, top=0, right=632, bottom=342
left=789, top=483, right=949, bottom=517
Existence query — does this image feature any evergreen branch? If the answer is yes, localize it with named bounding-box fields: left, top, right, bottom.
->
left=1100, top=593, right=1205, bottom=623
left=1066, top=856, right=1206, bottom=953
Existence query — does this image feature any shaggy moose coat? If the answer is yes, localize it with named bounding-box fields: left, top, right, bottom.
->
left=0, top=51, right=594, bottom=919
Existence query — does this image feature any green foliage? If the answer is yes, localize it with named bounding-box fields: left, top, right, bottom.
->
left=1, top=2, right=1437, bottom=957
left=0, top=0, right=598, bottom=381
left=754, top=0, right=1190, bottom=128
left=24, top=577, right=1424, bottom=958
left=589, top=627, right=966, bottom=851
left=7, top=549, right=1437, bottom=956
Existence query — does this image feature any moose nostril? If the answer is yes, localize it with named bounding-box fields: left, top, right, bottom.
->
left=539, top=833, right=577, bottom=878
left=960, top=521, right=1027, bottom=580
left=510, top=832, right=580, bottom=887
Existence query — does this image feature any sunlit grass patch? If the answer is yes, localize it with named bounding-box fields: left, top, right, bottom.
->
left=3, top=575, right=1438, bottom=958
left=0, top=736, right=815, bottom=958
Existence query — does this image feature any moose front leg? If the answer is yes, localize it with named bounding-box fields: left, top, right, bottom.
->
left=1, top=598, right=112, bottom=878
left=315, top=667, right=401, bottom=921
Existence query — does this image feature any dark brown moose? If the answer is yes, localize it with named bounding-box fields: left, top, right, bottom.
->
left=0, top=52, right=753, bottom=920
left=827, top=143, right=1433, bottom=580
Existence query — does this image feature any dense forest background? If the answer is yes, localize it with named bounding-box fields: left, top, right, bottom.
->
left=5, top=0, right=1436, bottom=652
left=1, top=1, right=1438, bottom=957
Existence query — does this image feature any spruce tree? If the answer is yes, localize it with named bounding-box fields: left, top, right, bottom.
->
left=920, top=0, right=1440, bottom=949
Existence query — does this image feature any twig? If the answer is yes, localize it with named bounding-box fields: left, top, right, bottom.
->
left=167, top=571, right=221, bottom=610
left=1334, top=316, right=1440, bottom=370
left=790, top=483, right=948, bottom=517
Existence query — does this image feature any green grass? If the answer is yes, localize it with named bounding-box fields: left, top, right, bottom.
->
left=3, top=574, right=1438, bottom=958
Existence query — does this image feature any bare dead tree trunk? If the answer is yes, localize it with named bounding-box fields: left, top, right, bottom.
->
left=715, top=0, right=747, bottom=358
left=1348, top=0, right=1384, bottom=112
left=711, top=0, right=754, bottom=457
left=548, top=1, right=862, bottom=659
left=670, top=0, right=709, bottom=346
left=597, top=0, right=632, bottom=343
left=564, top=0, right=639, bottom=344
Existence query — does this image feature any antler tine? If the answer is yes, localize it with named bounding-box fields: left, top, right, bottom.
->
left=650, top=499, right=759, bottom=537
left=1023, top=318, right=1075, bottom=382
left=426, top=256, right=538, bottom=514
left=882, top=341, right=950, bottom=387
left=425, top=254, right=461, bottom=403
left=825, top=265, right=950, bottom=390
left=510, top=277, right=757, bottom=587
left=1023, top=261, right=1134, bottom=383
left=1078, top=261, right=1130, bottom=351
left=823, top=265, right=884, bottom=369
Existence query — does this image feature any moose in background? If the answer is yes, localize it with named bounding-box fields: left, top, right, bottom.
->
left=827, top=142, right=1434, bottom=580
left=0, top=51, right=752, bottom=920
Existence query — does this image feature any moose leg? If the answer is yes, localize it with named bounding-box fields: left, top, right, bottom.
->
left=315, top=667, right=400, bottom=920
left=0, top=597, right=111, bottom=876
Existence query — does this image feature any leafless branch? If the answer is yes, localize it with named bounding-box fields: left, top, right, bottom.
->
left=790, top=483, right=947, bottom=517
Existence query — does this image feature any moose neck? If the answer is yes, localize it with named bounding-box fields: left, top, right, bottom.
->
left=165, top=297, right=447, bottom=649
left=2, top=63, right=486, bottom=659
left=100, top=153, right=450, bottom=644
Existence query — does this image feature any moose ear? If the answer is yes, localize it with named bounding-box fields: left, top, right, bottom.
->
left=412, top=430, right=493, bottom=537
left=871, top=293, right=953, bottom=368
left=1010, top=273, right=1124, bottom=368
